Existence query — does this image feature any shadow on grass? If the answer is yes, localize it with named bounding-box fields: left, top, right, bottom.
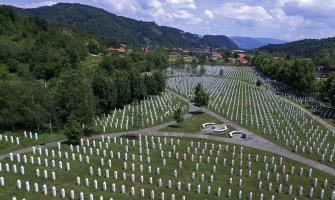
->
left=166, top=125, right=180, bottom=129
left=189, top=111, right=204, bottom=115
left=122, top=134, right=140, bottom=139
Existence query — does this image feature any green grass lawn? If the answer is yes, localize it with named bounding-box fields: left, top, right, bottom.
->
left=0, top=131, right=66, bottom=155
left=80, top=54, right=103, bottom=69
left=160, top=111, right=222, bottom=133
left=0, top=136, right=333, bottom=200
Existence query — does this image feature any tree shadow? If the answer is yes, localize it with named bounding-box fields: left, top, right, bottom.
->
left=189, top=111, right=204, bottom=115
left=166, top=125, right=180, bottom=128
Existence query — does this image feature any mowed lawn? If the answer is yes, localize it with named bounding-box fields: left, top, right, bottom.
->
left=160, top=112, right=222, bottom=133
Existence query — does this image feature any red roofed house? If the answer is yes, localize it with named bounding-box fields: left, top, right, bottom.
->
left=107, top=47, right=126, bottom=55
left=237, top=53, right=250, bottom=67
left=211, top=52, right=222, bottom=61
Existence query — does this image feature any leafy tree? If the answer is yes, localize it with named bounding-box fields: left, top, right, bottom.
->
left=256, top=79, right=262, bottom=87
left=197, top=55, right=206, bottom=65
left=194, top=83, right=209, bottom=109
left=199, top=65, right=206, bottom=76
left=152, top=70, right=166, bottom=94
left=173, top=107, right=183, bottom=126
left=219, top=69, right=224, bottom=76
left=323, top=72, right=335, bottom=108
left=92, top=69, right=118, bottom=113
left=63, top=114, right=83, bottom=144
left=87, top=39, right=100, bottom=54
left=55, top=69, right=96, bottom=127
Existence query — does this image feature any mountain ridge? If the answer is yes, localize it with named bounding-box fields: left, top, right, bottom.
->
left=230, top=36, right=287, bottom=49
left=17, top=3, right=239, bottom=49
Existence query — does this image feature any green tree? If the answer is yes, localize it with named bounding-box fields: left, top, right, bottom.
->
left=87, top=39, right=100, bottom=55
left=55, top=69, right=96, bottom=127
left=199, top=65, right=206, bottom=76
left=64, top=114, right=83, bottom=144
left=194, top=83, right=209, bottom=109
left=173, top=107, right=183, bottom=127
left=153, top=70, right=166, bottom=94
left=256, top=79, right=262, bottom=87
left=323, top=72, right=335, bottom=108
left=219, top=69, right=224, bottom=76
left=92, top=69, right=118, bottom=113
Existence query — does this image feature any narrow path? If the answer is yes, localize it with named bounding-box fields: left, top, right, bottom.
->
left=1, top=90, right=334, bottom=176
left=281, top=97, right=335, bottom=132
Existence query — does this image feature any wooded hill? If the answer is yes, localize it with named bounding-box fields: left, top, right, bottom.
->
left=258, top=37, right=335, bottom=67
left=0, top=6, right=168, bottom=131
left=17, top=3, right=239, bottom=49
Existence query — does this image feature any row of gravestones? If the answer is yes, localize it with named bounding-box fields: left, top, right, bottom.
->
left=168, top=74, right=335, bottom=165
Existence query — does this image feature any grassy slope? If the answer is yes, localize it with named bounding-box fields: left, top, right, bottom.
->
left=0, top=136, right=333, bottom=199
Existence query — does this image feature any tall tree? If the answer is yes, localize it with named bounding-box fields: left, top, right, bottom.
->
left=323, top=72, right=335, bottom=108
left=194, top=83, right=209, bottom=110
left=173, top=107, right=184, bottom=127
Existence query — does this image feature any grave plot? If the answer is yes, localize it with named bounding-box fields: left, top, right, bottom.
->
left=167, top=66, right=335, bottom=168
left=0, top=131, right=65, bottom=155
left=94, top=93, right=188, bottom=133
left=0, top=136, right=334, bottom=200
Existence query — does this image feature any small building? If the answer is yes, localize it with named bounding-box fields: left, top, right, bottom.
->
left=107, top=47, right=126, bottom=55
left=211, top=52, right=222, bottom=61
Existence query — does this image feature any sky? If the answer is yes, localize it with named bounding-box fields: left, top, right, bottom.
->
left=2, top=0, right=335, bottom=41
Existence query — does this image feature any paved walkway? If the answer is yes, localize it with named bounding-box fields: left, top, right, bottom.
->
left=166, top=89, right=335, bottom=176
left=1, top=89, right=334, bottom=176
left=281, top=97, right=335, bottom=132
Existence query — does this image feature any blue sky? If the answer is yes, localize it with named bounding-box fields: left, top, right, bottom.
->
left=2, top=0, right=335, bottom=41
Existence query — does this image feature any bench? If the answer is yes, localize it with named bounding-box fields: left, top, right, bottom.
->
left=201, top=122, right=216, bottom=129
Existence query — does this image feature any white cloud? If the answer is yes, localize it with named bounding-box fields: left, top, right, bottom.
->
left=204, top=10, right=214, bottom=19
left=279, top=0, right=335, bottom=8
left=12, top=1, right=56, bottom=8
left=270, top=8, right=307, bottom=28
left=214, top=3, right=273, bottom=25
left=167, top=0, right=197, bottom=10
left=172, top=9, right=202, bottom=24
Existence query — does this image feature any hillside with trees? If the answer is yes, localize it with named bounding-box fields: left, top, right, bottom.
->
left=17, top=3, right=238, bottom=49
left=0, top=6, right=168, bottom=133
left=258, top=37, right=335, bottom=67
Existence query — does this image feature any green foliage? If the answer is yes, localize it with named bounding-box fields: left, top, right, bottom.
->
left=219, top=69, right=224, bottom=76
left=252, top=54, right=316, bottom=92
left=63, top=114, right=83, bottom=143
left=323, top=72, right=335, bottom=108
left=87, top=39, right=100, bottom=54
left=55, top=69, right=96, bottom=127
left=259, top=38, right=335, bottom=67
left=194, top=83, right=209, bottom=108
left=173, top=107, right=184, bottom=126
left=199, top=65, right=206, bottom=76
left=21, top=3, right=238, bottom=48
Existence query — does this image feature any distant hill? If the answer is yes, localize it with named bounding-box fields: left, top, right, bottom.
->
left=18, top=3, right=238, bottom=49
left=259, top=37, right=335, bottom=67
left=201, top=35, right=239, bottom=49
left=230, top=36, right=287, bottom=49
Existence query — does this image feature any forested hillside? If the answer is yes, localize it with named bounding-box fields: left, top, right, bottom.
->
left=0, top=6, right=168, bottom=132
left=259, top=37, right=335, bottom=67
left=18, top=3, right=238, bottom=49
